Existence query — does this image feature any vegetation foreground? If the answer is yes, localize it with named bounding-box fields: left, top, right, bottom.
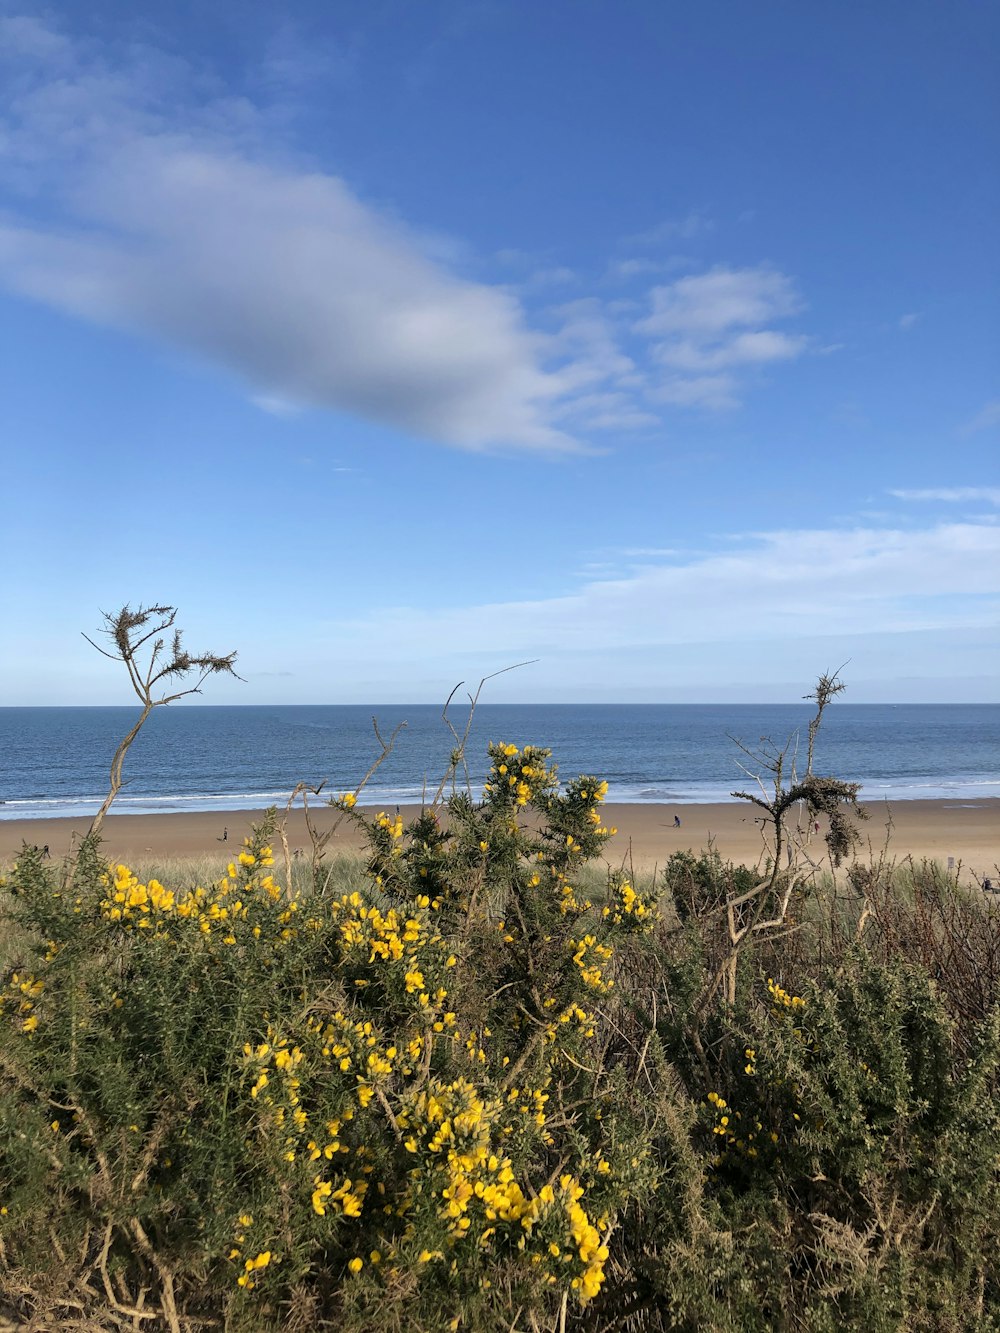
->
left=1, top=609, right=997, bottom=1331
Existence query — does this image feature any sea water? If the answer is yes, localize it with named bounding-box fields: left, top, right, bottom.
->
left=0, top=704, right=997, bottom=820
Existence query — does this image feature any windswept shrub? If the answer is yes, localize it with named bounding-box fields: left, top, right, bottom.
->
left=1, top=743, right=997, bottom=1332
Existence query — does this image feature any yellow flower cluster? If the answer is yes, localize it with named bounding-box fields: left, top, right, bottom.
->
left=549, top=867, right=592, bottom=917
left=483, top=743, right=557, bottom=809
left=315, top=1009, right=409, bottom=1097
left=393, top=1080, right=608, bottom=1303
left=312, top=1175, right=367, bottom=1218
left=332, top=891, right=456, bottom=1008
left=767, top=977, right=806, bottom=1010
left=505, top=1082, right=554, bottom=1137
left=236, top=1250, right=271, bottom=1290
left=1, top=972, right=44, bottom=1034
left=706, top=1089, right=731, bottom=1136
left=570, top=935, right=614, bottom=991
left=227, top=1215, right=276, bottom=1290
left=243, top=1025, right=381, bottom=1221
left=516, top=1175, right=609, bottom=1302
left=602, top=878, right=657, bottom=932
left=376, top=810, right=404, bottom=841
left=102, top=865, right=176, bottom=922
left=706, top=1091, right=776, bottom=1165
left=98, top=849, right=289, bottom=944
left=538, top=1002, right=595, bottom=1047
left=564, top=779, right=616, bottom=839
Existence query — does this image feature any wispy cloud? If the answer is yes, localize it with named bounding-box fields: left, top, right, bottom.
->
left=547, top=298, right=640, bottom=396
left=891, top=487, right=1000, bottom=505
left=898, top=311, right=920, bottom=331
left=623, top=211, right=714, bottom=247
left=637, top=266, right=808, bottom=409
left=603, top=256, right=695, bottom=283
left=521, top=266, right=578, bottom=291
left=638, top=266, right=803, bottom=338
left=961, top=400, right=1000, bottom=435
left=324, top=521, right=1000, bottom=660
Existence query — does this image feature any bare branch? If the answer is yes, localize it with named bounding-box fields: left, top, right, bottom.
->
left=432, top=659, right=538, bottom=806
left=84, top=604, right=240, bottom=838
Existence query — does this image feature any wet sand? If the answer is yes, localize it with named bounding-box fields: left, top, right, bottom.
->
left=2, top=798, right=997, bottom=881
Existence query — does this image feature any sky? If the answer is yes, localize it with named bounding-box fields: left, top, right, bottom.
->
left=1, top=0, right=997, bottom=705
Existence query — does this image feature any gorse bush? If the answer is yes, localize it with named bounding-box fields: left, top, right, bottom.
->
left=1, top=616, right=998, bottom=1333
left=0, top=745, right=660, bottom=1331
left=2, top=755, right=998, bottom=1332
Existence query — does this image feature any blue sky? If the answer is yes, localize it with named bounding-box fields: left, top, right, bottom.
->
left=1, top=1, right=997, bottom=704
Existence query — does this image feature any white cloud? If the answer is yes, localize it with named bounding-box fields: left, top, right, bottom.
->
left=0, top=149, right=580, bottom=451
left=546, top=298, right=640, bottom=396
left=0, top=13, right=73, bottom=62
left=322, top=521, right=1000, bottom=661
left=0, top=18, right=581, bottom=452
left=559, top=391, right=660, bottom=430
left=655, top=329, right=807, bottom=373
left=0, top=17, right=820, bottom=449
left=898, top=311, right=920, bottom=330
left=891, top=487, right=1000, bottom=505
left=638, top=266, right=802, bottom=337
left=636, top=266, right=807, bottom=408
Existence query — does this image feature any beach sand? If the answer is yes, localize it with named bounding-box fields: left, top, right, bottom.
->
left=2, top=798, right=997, bottom=881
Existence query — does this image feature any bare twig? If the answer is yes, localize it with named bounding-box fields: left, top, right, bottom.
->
left=431, top=661, right=538, bottom=806
left=85, top=605, right=239, bottom=839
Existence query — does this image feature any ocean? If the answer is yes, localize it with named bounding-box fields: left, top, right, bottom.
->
left=0, top=704, right=997, bottom=821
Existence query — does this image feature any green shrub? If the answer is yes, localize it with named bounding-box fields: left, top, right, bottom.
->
left=1, top=747, right=996, bottom=1332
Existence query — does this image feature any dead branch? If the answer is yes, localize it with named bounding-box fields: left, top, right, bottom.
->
left=85, top=604, right=239, bottom=840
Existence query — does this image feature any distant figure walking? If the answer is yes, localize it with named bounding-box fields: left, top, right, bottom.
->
left=984, top=876, right=995, bottom=893
left=673, top=814, right=681, bottom=828
left=42, top=844, right=49, bottom=858
left=222, top=826, right=228, bottom=843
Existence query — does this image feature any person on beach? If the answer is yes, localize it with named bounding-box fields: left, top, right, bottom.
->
left=222, top=827, right=228, bottom=842
left=674, top=814, right=681, bottom=828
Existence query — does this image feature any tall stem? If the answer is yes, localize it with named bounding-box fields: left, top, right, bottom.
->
left=89, top=703, right=152, bottom=840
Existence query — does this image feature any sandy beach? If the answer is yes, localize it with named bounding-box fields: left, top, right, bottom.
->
left=2, top=797, right=997, bottom=882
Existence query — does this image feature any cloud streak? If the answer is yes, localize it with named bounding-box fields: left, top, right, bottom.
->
left=891, top=487, right=1000, bottom=505
left=324, top=521, right=1000, bottom=661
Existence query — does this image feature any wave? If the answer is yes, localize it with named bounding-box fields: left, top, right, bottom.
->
left=3, top=776, right=1000, bottom=821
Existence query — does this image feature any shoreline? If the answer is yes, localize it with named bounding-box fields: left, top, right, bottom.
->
left=2, top=797, right=997, bottom=881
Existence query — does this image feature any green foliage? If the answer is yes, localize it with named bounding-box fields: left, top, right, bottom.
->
left=0, top=751, right=997, bottom=1332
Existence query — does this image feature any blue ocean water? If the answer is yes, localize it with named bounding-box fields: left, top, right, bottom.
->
left=0, top=704, right=998, bottom=820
